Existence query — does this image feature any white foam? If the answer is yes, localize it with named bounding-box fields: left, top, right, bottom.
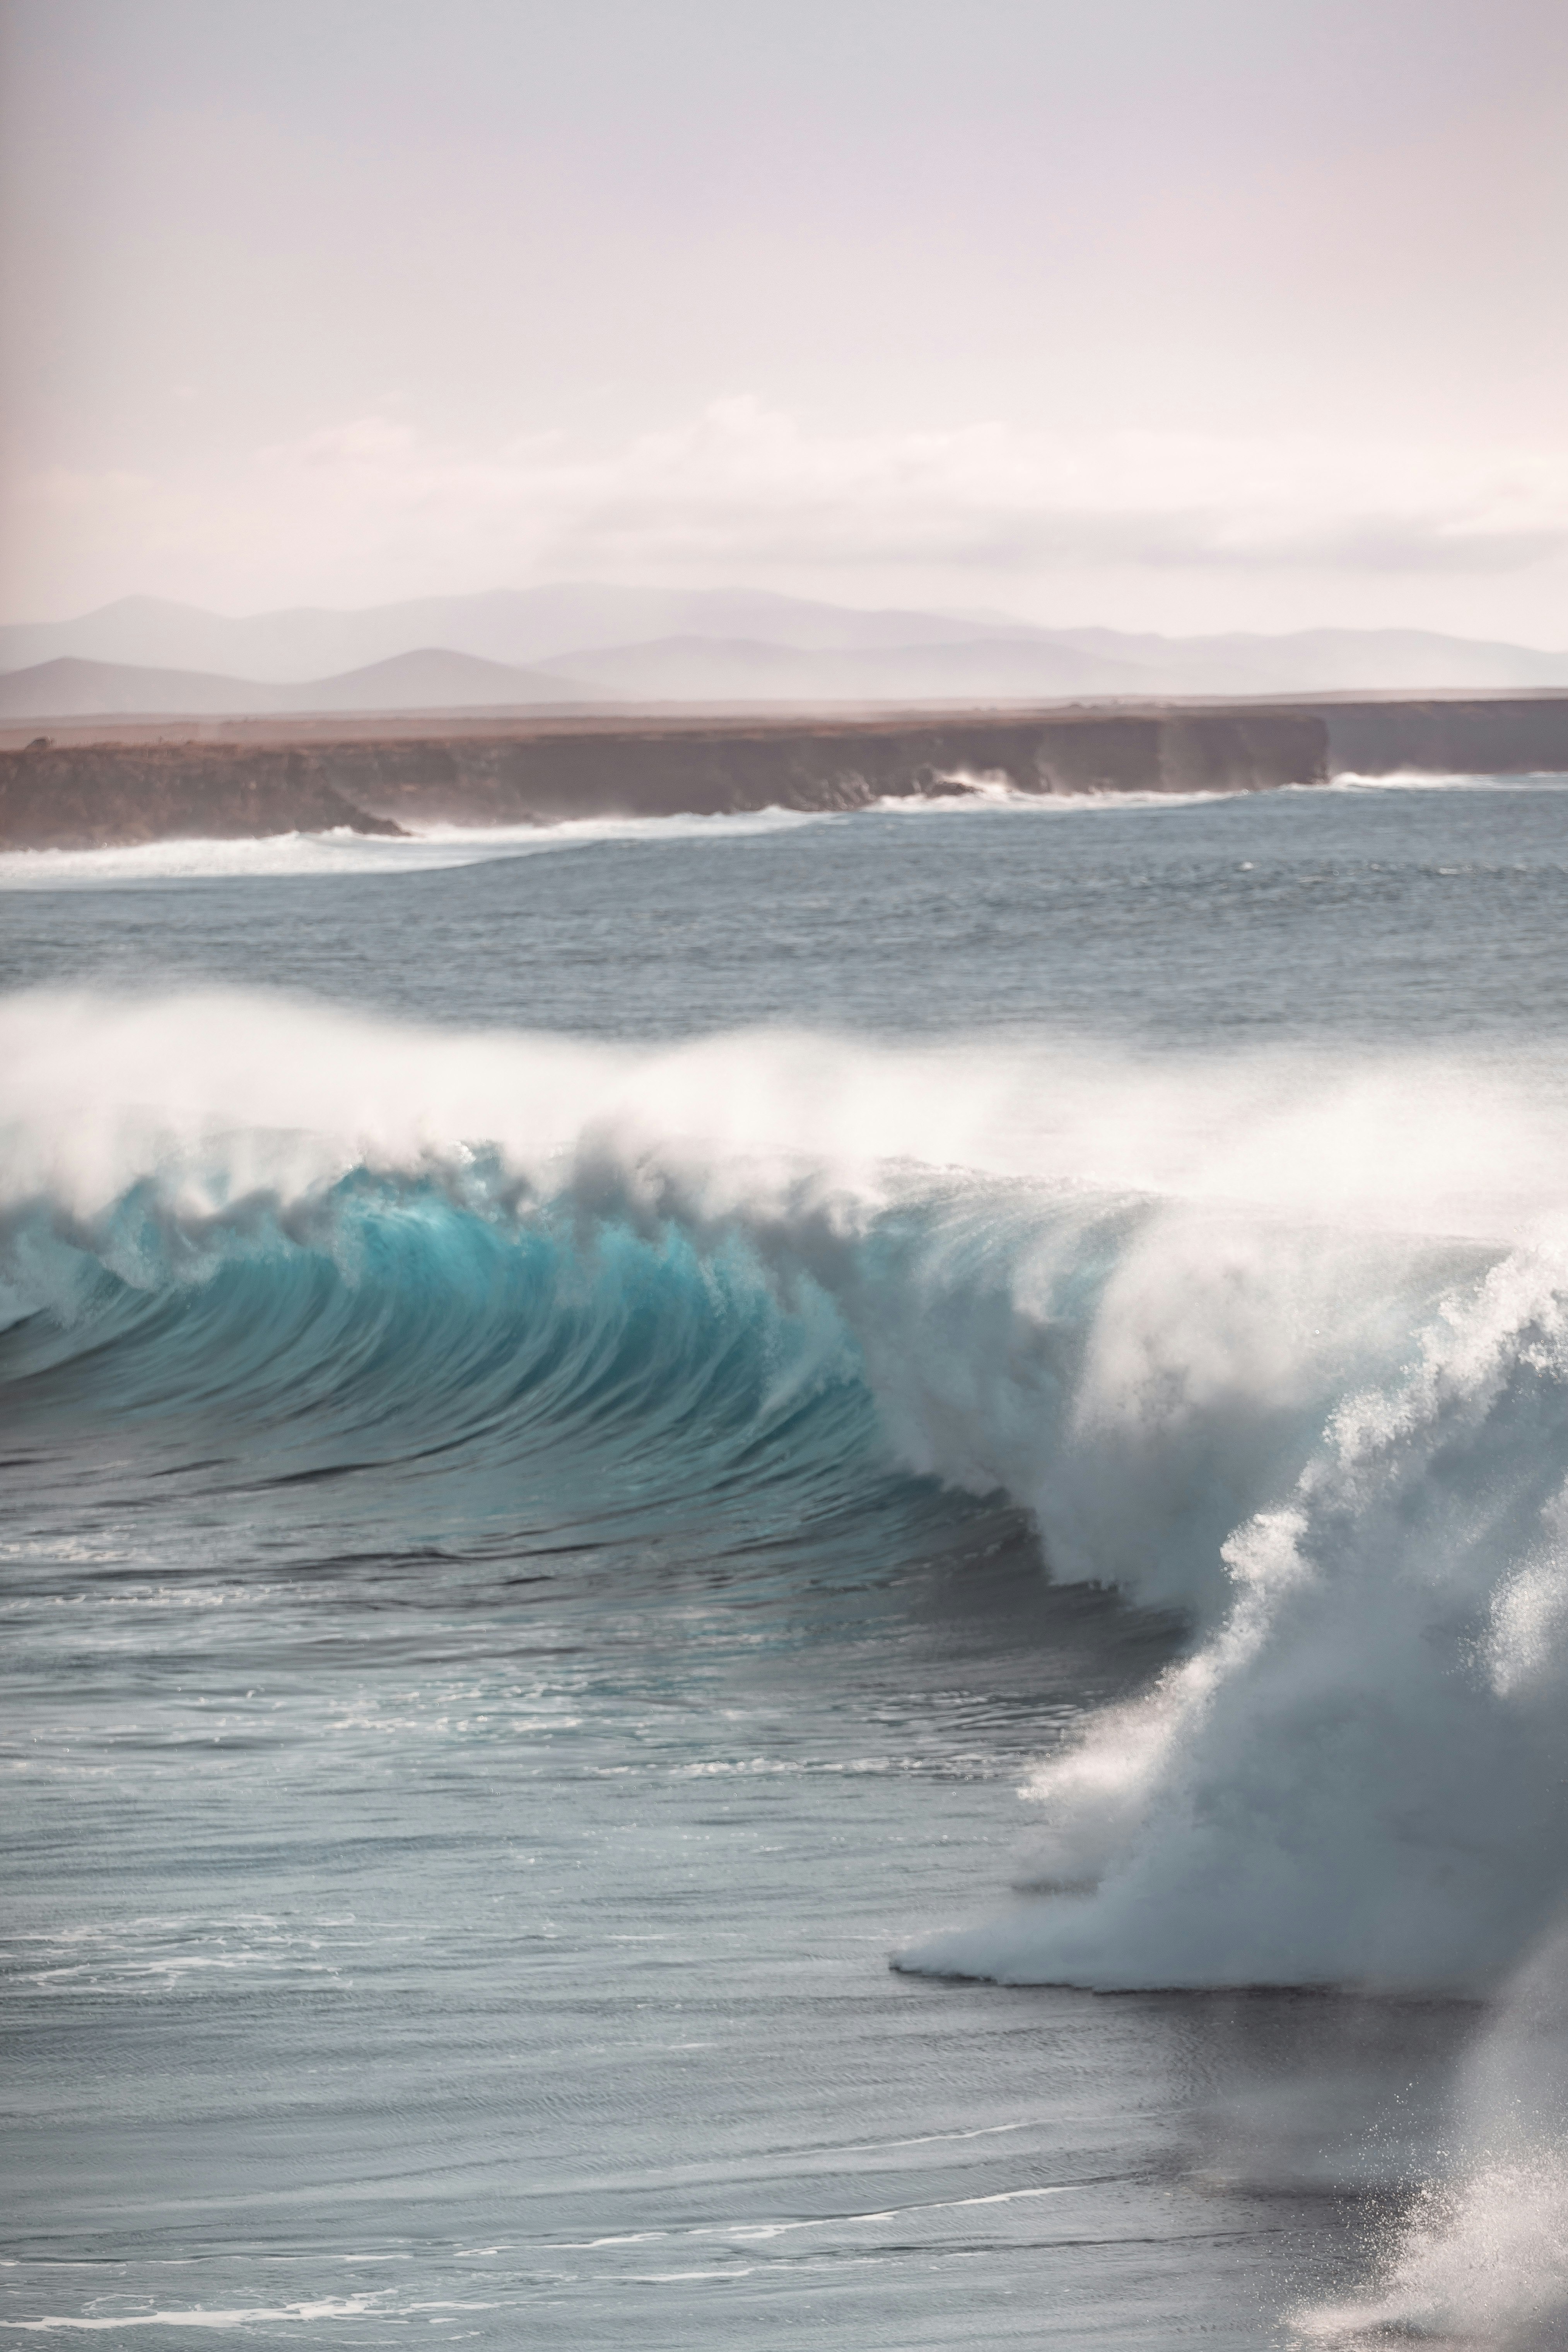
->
left=1, top=2296, right=388, bottom=2331
left=1330, top=768, right=1568, bottom=791
left=1293, top=1920, right=1568, bottom=2346
left=0, top=805, right=829, bottom=891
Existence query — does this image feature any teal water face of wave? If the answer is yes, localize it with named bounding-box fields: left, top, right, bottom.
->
left=3, top=1178, right=883, bottom=1558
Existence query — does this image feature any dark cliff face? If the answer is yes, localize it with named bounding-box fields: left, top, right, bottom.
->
left=339, top=710, right=1330, bottom=823
left=0, top=706, right=1331, bottom=849
left=0, top=740, right=404, bottom=849
left=1322, top=699, right=1568, bottom=778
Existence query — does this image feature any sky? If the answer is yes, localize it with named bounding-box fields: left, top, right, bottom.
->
left=2, top=0, right=1566, bottom=640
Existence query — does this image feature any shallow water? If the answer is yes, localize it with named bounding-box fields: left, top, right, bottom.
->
left=5, top=780, right=1568, bottom=2347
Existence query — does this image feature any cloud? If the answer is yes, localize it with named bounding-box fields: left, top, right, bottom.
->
left=8, top=398, right=1568, bottom=620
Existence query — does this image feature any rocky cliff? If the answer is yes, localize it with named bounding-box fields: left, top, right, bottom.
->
left=0, top=705, right=1328, bottom=849
left=0, top=738, right=403, bottom=849
left=1322, top=697, right=1568, bottom=777
left=6, top=694, right=1566, bottom=853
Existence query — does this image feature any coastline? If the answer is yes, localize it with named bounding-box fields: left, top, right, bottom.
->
left=2, top=690, right=1566, bottom=851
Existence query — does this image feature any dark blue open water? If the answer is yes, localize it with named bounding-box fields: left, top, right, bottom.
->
left=5, top=781, right=1568, bottom=2347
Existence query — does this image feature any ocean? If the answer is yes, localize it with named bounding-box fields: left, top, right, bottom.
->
left=4, top=777, right=1568, bottom=2348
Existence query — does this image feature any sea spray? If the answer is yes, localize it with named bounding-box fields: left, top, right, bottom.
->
left=9, top=987, right=1568, bottom=2008
left=900, top=1245, right=1568, bottom=1988
left=1293, top=1918, right=1568, bottom=2346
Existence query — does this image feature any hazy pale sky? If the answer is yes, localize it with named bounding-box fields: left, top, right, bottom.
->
left=3, top=0, right=1566, bottom=636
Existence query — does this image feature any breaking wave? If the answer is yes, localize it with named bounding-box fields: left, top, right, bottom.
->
left=7, top=986, right=1568, bottom=2016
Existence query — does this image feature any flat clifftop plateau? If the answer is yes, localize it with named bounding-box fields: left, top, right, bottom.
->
left=2, top=693, right=1565, bottom=851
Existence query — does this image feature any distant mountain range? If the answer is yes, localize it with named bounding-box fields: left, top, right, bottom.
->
left=1, top=585, right=1564, bottom=719
left=530, top=634, right=1151, bottom=701
left=0, top=588, right=1020, bottom=682
left=0, top=649, right=593, bottom=722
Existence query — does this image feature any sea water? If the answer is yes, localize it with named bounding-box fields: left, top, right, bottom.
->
left=4, top=778, right=1568, bottom=2348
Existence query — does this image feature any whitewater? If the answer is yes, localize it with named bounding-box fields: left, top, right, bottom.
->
left=5, top=777, right=1568, bottom=2347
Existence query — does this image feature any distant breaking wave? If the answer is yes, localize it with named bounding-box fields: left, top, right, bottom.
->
left=7, top=987, right=1568, bottom=2015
